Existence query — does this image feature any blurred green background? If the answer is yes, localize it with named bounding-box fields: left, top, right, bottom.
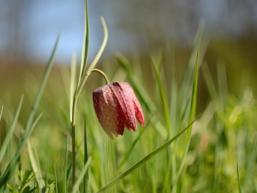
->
left=0, top=0, right=257, bottom=95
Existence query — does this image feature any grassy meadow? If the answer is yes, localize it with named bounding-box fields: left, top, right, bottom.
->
left=0, top=8, right=257, bottom=193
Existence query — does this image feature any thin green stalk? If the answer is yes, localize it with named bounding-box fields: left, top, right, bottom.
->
left=83, top=117, right=88, bottom=193
left=118, top=117, right=151, bottom=169
left=27, top=114, right=45, bottom=191
left=116, top=54, right=155, bottom=113
left=64, top=138, right=69, bottom=193
left=72, top=158, right=92, bottom=193
left=71, top=118, right=76, bottom=186
left=0, top=105, right=3, bottom=120
left=0, top=95, right=24, bottom=162
left=78, top=0, right=90, bottom=85
left=70, top=53, right=77, bottom=122
left=70, top=80, right=79, bottom=186
left=152, top=58, right=172, bottom=137
left=237, top=163, right=242, bottom=193
left=69, top=16, right=108, bottom=188
left=69, top=52, right=78, bottom=186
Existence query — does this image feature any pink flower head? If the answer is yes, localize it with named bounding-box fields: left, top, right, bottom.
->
left=92, top=82, right=144, bottom=137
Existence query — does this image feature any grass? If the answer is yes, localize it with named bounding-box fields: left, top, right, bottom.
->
left=0, top=36, right=59, bottom=192
left=0, top=2, right=257, bottom=193
left=1, top=46, right=256, bottom=193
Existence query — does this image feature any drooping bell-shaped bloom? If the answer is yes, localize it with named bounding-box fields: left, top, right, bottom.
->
left=92, top=82, right=144, bottom=137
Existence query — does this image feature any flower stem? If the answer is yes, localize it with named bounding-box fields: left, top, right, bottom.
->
left=83, top=117, right=88, bottom=193
left=71, top=94, right=78, bottom=186
left=71, top=122, right=76, bottom=185
left=70, top=67, right=110, bottom=188
left=92, top=68, right=110, bottom=84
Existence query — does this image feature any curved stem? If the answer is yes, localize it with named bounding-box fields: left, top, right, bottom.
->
left=91, top=68, right=110, bottom=84
left=77, top=17, right=108, bottom=97
left=70, top=68, right=109, bottom=185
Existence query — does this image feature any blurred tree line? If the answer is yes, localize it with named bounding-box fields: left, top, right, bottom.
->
left=0, top=0, right=257, bottom=99
left=0, top=0, right=257, bottom=61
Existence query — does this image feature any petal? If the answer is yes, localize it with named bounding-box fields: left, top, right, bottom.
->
left=110, top=82, right=137, bottom=131
left=133, top=100, right=145, bottom=126
left=115, top=103, right=126, bottom=135
left=118, top=82, right=145, bottom=126
left=93, top=85, right=122, bottom=136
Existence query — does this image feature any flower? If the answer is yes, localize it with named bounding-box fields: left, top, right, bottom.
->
left=92, top=82, right=144, bottom=137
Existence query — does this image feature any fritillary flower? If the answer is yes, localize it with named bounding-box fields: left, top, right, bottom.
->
left=92, top=82, right=144, bottom=137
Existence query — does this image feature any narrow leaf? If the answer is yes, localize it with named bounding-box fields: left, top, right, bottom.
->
left=237, top=163, right=242, bottom=193
left=0, top=105, right=3, bottom=121
left=27, top=114, right=45, bottom=191
left=0, top=95, right=24, bottom=162
left=116, top=54, right=154, bottom=113
left=96, top=121, right=195, bottom=193
left=71, top=158, right=91, bottom=193
left=152, top=58, right=172, bottom=135
left=79, top=0, right=90, bottom=80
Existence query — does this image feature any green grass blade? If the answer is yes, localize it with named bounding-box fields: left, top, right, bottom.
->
left=118, top=128, right=145, bottom=169
left=64, top=137, right=69, bottom=193
left=116, top=54, right=154, bottom=113
left=237, top=163, right=242, bottom=193
left=118, top=118, right=152, bottom=169
left=27, top=114, right=44, bottom=191
left=242, top=136, right=257, bottom=191
left=78, top=0, right=90, bottom=85
left=96, top=121, right=195, bottom=193
left=55, top=166, right=59, bottom=193
left=202, top=64, right=218, bottom=99
left=71, top=157, right=91, bottom=193
left=190, top=52, right=199, bottom=122
left=217, top=62, right=228, bottom=101
left=83, top=116, right=89, bottom=193
left=0, top=95, right=24, bottom=162
left=170, top=64, right=178, bottom=130
left=152, top=57, right=172, bottom=135
left=70, top=53, right=77, bottom=122
left=0, top=105, right=3, bottom=121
